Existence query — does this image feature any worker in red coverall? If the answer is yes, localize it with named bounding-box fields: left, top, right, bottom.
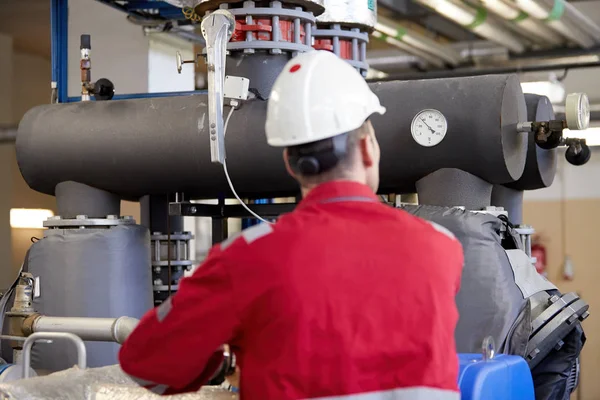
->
left=119, top=50, right=464, bottom=399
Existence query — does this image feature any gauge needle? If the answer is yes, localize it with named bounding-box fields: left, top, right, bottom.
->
left=420, top=118, right=436, bottom=134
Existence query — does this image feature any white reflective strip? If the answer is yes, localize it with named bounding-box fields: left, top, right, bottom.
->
left=127, top=374, right=156, bottom=387
left=156, top=297, right=173, bottom=322
left=220, top=232, right=242, bottom=250
left=149, top=384, right=169, bottom=395
left=127, top=374, right=170, bottom=395
left=241, top=223, right=273, bottom=244
left=427, top=221, right=456, bottom=240
left=308, top=387, right=460, bottom=400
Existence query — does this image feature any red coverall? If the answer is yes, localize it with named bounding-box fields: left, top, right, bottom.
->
left=119, top=181, right=464, bottom=399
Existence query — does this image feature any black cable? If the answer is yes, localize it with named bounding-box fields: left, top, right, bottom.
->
left=557, top=68, right=569, bottom=82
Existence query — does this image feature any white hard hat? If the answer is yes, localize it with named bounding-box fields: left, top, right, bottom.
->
left=265, top=51, right=386, bottom=147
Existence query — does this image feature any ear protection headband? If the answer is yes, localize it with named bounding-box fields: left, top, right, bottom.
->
left=287, top=133, right=349, bottom=176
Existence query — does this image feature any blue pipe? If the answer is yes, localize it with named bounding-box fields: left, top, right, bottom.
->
left=51, top=0, right=69, bottom=103
left=50, top=0, right=58, bottom=84
left=66, top=90, right=207, bottom=102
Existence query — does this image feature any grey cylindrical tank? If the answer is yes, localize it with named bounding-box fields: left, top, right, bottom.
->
left=27, top=223, right=153, bottom=371
left=492, top=93, right=557, bottom=223
left=16, top=75, right=527, bottom=199
left=507, top=93, right=557, bottom=190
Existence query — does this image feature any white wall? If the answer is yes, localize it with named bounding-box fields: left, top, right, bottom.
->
left=525, top=147, right=600, bottom=202
left=68, top=0, right=149, bottom=97
left=148, top=34, right=194, bottom=93
left=13, top=53, right=51, bottom=122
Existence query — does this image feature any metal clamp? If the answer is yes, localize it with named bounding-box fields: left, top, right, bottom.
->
left=201, top=9, right=235, bottom=165
left=22, top=332, right=87, bottom=378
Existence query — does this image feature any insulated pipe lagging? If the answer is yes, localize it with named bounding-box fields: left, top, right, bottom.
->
left=32, top=316, right=139, bottom=344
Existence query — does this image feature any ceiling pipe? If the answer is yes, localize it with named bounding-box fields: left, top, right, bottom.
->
left=368, top=53, right=600, bottom=80
left=0, top=127, right=17, bottom=143
left=478, top=0, right=564, bottom=46
left=512, top=0, right=598, bottom=48
left=413, top=0, right=526, bottom=53
left=371, top=31, right=447, bottom=67
left=375, top=15, right=462, bottom=66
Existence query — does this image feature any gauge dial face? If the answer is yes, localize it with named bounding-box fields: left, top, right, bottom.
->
left=577, top=94, right=590, bottom=130
left=566, top=93, right=590, bottom=130
left=411, top=109, right=448, bottom=147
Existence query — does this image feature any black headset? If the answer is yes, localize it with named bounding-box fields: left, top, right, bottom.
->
left=287, top=132, right=349, bottom=176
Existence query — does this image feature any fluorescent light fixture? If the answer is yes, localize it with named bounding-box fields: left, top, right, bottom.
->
left=521, top=81, right=566, bottom=104
left=564, top=128, right=600, bottom=147
left=10, top=208, right=54, bottom=229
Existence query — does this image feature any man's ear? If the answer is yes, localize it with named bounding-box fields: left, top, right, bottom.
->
left=359, top=135, right=374, bottom=167
left=283, top=149, right=298, bottom=179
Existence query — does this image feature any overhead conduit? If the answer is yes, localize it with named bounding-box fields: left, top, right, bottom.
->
left=477, top=0, right=564, bottom=47
left=374, top=15, right=462, bottom=67
left=413, top=0, right=526, bottom=53
left=512, top=0, right=600, bottom=48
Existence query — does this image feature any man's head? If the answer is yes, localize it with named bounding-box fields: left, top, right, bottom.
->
left=265, top=51, right=386, bottom=194
left=283, top=119, right=380, bottom=192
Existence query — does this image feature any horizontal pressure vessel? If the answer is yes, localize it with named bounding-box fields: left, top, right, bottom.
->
left=17, top=74, right=527, bottom=199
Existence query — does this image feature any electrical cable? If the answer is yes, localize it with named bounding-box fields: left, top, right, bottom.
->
left=222, top=107, right=273, bottom=225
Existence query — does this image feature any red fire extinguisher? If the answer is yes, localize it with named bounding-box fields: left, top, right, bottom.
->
left=531, top=241, right=547, bottom=277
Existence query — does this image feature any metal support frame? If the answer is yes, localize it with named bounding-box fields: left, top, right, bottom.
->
left=170, top=200, right=296, bottom=243
left=51, top=0, right=69, bottom=103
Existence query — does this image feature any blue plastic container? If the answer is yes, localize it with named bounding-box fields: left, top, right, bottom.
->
left=458, top=354, right=535, bottom=400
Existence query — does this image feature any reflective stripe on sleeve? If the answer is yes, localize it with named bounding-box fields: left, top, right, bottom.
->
left=307, top=387, right=460, bottom=400
left=127, top=374, right=170, bottom=395
left=156, top=296, right=173, bottom=322
left=427, top=221, right=456, bottom=241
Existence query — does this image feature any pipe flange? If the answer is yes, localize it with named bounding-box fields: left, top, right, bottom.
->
left=194, top=0, right=325, bottom=17
left=151, top=232, right=194, bottom=241
left=44, top=215, right=136, bottom=228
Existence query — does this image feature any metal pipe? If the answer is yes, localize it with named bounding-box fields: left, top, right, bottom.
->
left=513, top=0, right=598, bottom=48
left=0, top=126, right=17, bottom=143
left=32, top=316, right=139, bottom=344
left=479, top=0, right=564, bottom=46
left=370, top=53, right=600, bottom=80
left=23, top=332, right=86, bottom=378
left=413, top=0, right=526, bottom=53
left=375, top=16, right=461, bottom=66
left=371, top=31, right=446, bottom=68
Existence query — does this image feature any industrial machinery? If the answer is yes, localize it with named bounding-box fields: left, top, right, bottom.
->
left=0, top=0, right=592, bottom=398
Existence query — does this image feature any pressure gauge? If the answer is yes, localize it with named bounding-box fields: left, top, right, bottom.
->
left=565, top=93, right=590, bottom=131
left=411, top=109, right=448, bottom=147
